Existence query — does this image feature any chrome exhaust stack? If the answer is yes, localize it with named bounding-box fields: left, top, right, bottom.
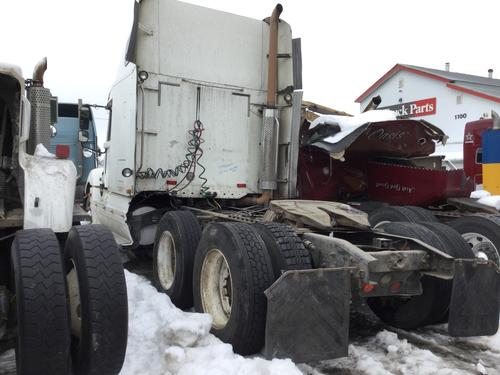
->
left=27, top=57, right=52, bottom=154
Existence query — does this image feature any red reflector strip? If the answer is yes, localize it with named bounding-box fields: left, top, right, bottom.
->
left=237, top=183, right=247, bottom=188
left=166, top=180, right=177, bottom=186
left=362, top=282, right=376, bottom=294
left=389, top=281, right=402, bottom=293
left=55, top=144, right=70, bottom=159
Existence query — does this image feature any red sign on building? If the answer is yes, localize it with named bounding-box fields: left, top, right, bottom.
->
left=380, top=97, right=436, bottom=118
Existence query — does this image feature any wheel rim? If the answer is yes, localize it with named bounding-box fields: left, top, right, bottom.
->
left=67, top=260, right=82, bottom=338
left=157, top=231, right=176, bottom=290
left=462, top=232, right=500, bottom=265
left=200, top=249, right=233, bottom=329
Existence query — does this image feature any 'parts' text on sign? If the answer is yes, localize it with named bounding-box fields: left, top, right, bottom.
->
left=380, top=98, right=436, bottom=119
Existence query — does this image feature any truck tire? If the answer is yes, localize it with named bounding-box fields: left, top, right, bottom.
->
left=367, top=222, right=455, bottom=329
left=448, top=215, right=500, bottom=266
left=404, top=206, right=438, bottom=223
left=193, top=222, right=274, bottom=355
left=82, top=183, right=91, bottom=212
left=153, top=210, right=201, bottom=309
left=64, top=224, right=128, bottom=375
left=369, top=206, right=424, bottom=227
left=418, top=222, right=475, bottom=324
left=253, top=222, right=313, bottom=278
left=11, top=229, right=70, bottom=375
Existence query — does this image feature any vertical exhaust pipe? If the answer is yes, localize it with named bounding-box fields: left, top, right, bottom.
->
left=362, top=95, right=382, bottom=113
left=238, top=4, right=283, bottom=205
left=492, top=110, right=500, bottom=130
left=260, top=4, right=283, bottom=194
left=32, top=57, right=48, bottom=87
left=27, top=57, right=52, bottom=154
left=266, top=4, right=283, bottom=108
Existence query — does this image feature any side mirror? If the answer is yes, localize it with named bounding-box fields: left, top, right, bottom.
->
left=50, top=125, right=57, bottom=138
left=50, top=96, right=58, bottom=125
left=79, top=106, right=90, bottom=130
left=79, top=130, right=89, bottom=142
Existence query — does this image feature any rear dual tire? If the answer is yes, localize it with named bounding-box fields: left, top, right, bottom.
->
left=64, top=225, right=128, bottom=375
left=193, top=222, right=312, bottom=355
left=152, top=210, right=201, bottom=309
left=12, top=229, right=70, bottom=375
left=367, top=222, right=473, bottom=329
left=193, top=222, right=274, bottom=355
left=12, top=226, right=128, bottom=375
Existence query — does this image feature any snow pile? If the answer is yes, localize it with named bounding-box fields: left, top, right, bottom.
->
left=351, top=331, right=474, bottom=375
left=470, top=189, right=500, bottom=210
left=310, top=110, right=397, bottom=145
left=34, top=143, right=56, bottom=158
left=121, top=271, right=301, bottom=375
left=478, top=196, right=500, bottom=211
left=471, top=190, right=491, bottom=199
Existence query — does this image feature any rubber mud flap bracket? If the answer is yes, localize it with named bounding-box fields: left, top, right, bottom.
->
left=448, top=259, right=500, bottom=337
left=264, top=268, right=352, bottom=363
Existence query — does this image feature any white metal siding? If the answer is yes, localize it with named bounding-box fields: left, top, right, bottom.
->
left=130, top=0, right=294, bottom=198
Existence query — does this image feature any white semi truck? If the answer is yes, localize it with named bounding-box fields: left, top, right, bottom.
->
left=0, top=59, right=128, bottom=374
left=86, top=0, right=500, bottom=362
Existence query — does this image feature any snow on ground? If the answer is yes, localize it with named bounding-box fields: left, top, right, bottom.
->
left=471, top=190, right=491, bottom=199
left=351, top=331, right=473, bottom=375
left=478, top=195, right=500, bottom=210
left=121, top=271, right=301, bottom=375
left=123, top=269, right=500, bottom=375
left=470, top=189, right=500, bottom=210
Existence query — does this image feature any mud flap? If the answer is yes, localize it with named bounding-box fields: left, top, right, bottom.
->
left=448, top=260, right=500, bottom=337
left=264, top=268, right=352, bottom=363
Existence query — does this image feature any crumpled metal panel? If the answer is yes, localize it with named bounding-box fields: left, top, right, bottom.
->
left=269, top=199, right=370, bottom=230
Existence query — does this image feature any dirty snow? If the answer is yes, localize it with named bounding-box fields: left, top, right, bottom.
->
left=310, top=110, right=397, bottom=144
left=122, top=269, right=500, bottom=375
left=470, top=189, right=500, bottom=210
left=350, top=331, right=477, bottom=375
left=121, top=271, right=301, bottom=375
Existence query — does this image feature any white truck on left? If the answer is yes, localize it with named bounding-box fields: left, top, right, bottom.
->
left=0, top=59, right=128, bottom=375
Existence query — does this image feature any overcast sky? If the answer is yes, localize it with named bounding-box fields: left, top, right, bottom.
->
left=2, top=0, right=500, bottom=116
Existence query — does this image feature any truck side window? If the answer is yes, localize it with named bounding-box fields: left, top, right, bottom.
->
left=476, top=148, right=483, bottom=164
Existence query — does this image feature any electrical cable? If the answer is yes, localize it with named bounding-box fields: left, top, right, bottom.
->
left=135, top=87, right=212, bottom=197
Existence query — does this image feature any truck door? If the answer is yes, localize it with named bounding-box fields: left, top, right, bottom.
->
left=106, top=64, right=137, bottom=196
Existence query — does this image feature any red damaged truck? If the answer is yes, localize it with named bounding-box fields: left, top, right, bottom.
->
left=298, top=105, right=500, bottom=265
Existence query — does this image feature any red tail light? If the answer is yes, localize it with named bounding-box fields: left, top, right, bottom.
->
left=362, top=282, right=376, bottom=294
left=55, top=144, right=70, bottom=159
left=166, top=180, right=177, bottom=186
left=389, top=281, right=402, bottom=293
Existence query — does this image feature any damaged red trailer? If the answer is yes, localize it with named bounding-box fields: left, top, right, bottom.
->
left=298, top=105, right=500, bottom=265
